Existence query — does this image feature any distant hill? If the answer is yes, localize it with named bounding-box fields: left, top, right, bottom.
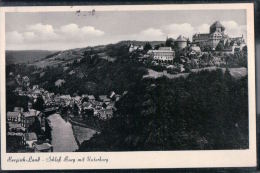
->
left=119, top=40, right=166, bottom=47
left=6, top=50, right=58, bottom=65
left=28, top=40, right=166, bottom=68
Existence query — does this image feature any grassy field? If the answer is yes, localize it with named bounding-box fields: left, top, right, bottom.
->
left=72, top=125, right=97, bottom=145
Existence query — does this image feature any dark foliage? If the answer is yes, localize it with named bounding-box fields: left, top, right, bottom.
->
left=78, top=70, right=248, bottom=151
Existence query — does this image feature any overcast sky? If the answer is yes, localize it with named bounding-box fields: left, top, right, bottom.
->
left=6, top=10, right=247, bottom=50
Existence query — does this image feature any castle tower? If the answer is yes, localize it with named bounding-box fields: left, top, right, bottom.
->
left=209, top=21, right=225, bottom=34
left=176, top=35, right=188, bottom=50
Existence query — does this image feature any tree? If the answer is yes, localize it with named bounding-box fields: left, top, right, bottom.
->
left=33, top=96, right=44, bottom=111
left=154, top=45, right=160, bottom=50
left=224, top=40, right=230, bottom=49
left=144, top=42, right=152, bottom=52
left=187, top=38, right=191, bottom=45
left=201, top=44, right=211, bottom=52
left=242, top=46, right=247, bottom=53
left=165, top=38, right=174, bottom=47
left=28, top=117, right=42, bottom=135
left=73, top=103, right=79, bottom=117
left=215, top=40, right=224, bottom=51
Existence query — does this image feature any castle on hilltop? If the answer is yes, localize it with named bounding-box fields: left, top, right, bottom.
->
left=192, top=21, right=245, bottom=50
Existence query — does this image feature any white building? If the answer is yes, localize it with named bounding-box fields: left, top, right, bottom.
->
left=129, top=44, right=144, bottom=52
left=148, top=47, right=175, bottom=63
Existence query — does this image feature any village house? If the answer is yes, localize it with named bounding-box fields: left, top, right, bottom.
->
left=97, top=108, right=113, bottom=120
left=8, top=122, right=25, bottom=132
left=7, top=111, right=21, bottom=123
left=23, top=132, right=38, bottom=148
left=21, top=109, right=41, bottom=129
left=99, top=95, right=111, bottom=104
left=82, top=102, right=92, bottom=109
left=87, top=95, right=95, bottom=102
left=14, top=107, right=24, bottom=113
left=34, top=142, right=53, bottom=152
left=22, top=76, right=30, bottom=87
left=129, top=44, right=144, bottom=52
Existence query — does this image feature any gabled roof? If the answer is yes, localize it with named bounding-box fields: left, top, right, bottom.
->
left=99, top=95, right=110, bottom=102
left=210, top=21, right=225, bottom=30
left=34, top=143, right=52, bottom=151
left=23, top=109, right=41, bottom=117
left=88, top=95, right=95, bottom=100
left=24, top=132, right=37, bottom=141
left=13, top=107, right=24, bottom=112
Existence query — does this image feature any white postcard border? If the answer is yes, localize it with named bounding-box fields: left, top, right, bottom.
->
left=0, top=3, right=256, bottom=170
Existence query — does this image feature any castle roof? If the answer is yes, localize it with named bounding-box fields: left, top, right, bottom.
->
left=210, top=21, right=225, bottom=30
left=159, top=47, right=172, bottom=51
left=176, top=35, right=188, bottom=42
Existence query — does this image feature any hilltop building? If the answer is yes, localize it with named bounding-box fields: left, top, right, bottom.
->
left=192, top=21, right=245, bottom=50
left=129, top=44, right=144, bottom=52
left=148, top=47, right=175, bottom=63
left=175, top=35, right=188, bottom=50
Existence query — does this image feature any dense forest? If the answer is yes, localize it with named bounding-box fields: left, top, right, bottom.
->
left=78, top=69, right=248, bottom=151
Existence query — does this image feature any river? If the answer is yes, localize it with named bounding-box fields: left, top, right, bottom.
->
left=47, top=114, right=78, bottom=152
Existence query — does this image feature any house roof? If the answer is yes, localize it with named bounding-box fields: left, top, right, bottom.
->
left=191, top=46, right=201, bottom=52
left=98, top=109, right=113, bottom=116
left=24, top=132, right=37, bottom=141
left=13, top=107, right=24, bottom=112
left=159, top=47, right=172, bottom=51
left=88, top=95, right=95, bottom=100
left=34, top=143, right=52, bottom=151
left=109, top=91, right=116, bottom=98
left=82, top=102, right=92, bottom=108
left=74, top=96, right=81, bottom=101
left=22, top=76, right=30, bottom=82
left=23, top=110, right=41, bottom=117
left=99, top=95, right=111, bottom=102
left=8, top=122, right=24, bottom=130
left=7, top=111, right=20, bottom=118
left=60, top=95, right=71, bottom=100
left=99, top=95, right=107, bottom=99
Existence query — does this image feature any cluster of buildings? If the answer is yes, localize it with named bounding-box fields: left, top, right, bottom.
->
left=13, top=77, right=122, bottom=121
left=8, top=73, right=126, bottom=152
left=192, top=21, right=246, bottom=51
left=7, top=105, right=53, bottom=152
left=8, top=77, right=53, bottom=152
left=130, top=21, right=246, bottom=65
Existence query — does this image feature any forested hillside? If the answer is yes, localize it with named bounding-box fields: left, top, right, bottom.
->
left=6, top=41, right=249, bottom=151
left=78, top=69, right=248, bottom=151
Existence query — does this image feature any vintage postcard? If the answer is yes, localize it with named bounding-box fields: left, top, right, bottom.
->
left=0, top=3, right=256, bottom=170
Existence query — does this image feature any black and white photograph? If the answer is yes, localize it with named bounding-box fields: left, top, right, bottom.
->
left=0, top=4, right=256, bottom=170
